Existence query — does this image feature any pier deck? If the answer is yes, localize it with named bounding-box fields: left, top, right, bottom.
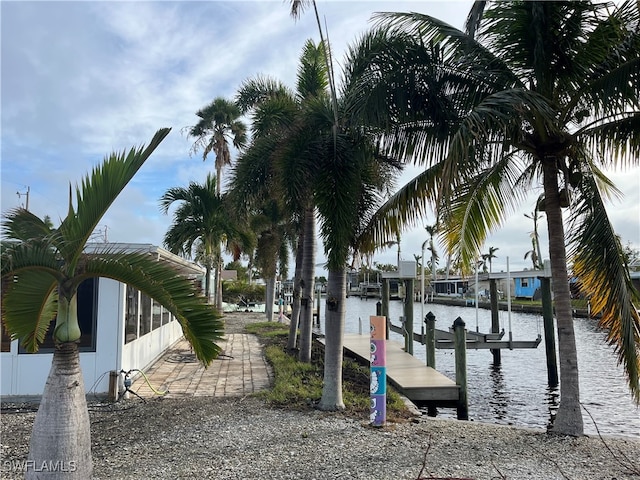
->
left=326, top=333, right=460, bottom=407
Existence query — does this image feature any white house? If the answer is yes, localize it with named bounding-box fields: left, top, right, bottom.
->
left=1, top=243, right=206, bottom=399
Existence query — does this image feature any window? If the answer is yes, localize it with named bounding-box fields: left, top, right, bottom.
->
left=125, top=285, right=139, bottom=344
left=1, top=321, right=12, bottom=352
left=0, top=278, right=11, bottom=352
left=162, top=305, right=170, bottom=326
left=152, top=299, right=162, bottom=330
left=140, top=293, right=152, bottom=336
left=522, top=279, right=529, bottom=288
left=19, top=278, right=98, bottom=354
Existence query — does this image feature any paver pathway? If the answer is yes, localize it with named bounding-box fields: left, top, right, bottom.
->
left=131, top=332, right=273, bottom=399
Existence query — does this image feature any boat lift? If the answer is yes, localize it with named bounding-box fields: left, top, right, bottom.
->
left=391, top=256, right=542, bottom=351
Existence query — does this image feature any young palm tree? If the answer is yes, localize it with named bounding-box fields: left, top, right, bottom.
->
left=159, top=173, right=253, bottom=305
left=188, top=97, right=248, bottom=311
left=346, top=1, right=640, bottom=435
left=1, top=129, right=224, bottom=478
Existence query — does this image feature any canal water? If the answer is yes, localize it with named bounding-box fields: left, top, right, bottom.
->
left=316, top=296, right=640, bottom=438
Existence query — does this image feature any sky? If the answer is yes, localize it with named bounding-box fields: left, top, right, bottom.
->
left=1, top=0, right=639, bottom=277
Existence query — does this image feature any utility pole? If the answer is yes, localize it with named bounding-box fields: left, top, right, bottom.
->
left=16, top=186, right=30, bottom=210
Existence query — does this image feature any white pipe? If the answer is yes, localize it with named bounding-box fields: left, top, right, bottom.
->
left=421, top=240, right=428, bottom=324
left=507, top=256, right=513, bottom=346
left=475, top=258, right=479, bottom=332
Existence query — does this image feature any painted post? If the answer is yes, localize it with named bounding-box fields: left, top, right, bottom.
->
left=453, top=317, right=469, bottom=420
left=370, top=315, right=387, bottom=427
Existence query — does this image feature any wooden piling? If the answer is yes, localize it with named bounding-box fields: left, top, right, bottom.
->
left=403, top=278, right=414, bottom=354
left=540, top=277, right=558, bottom=387
left=453, top=317, right=469, bottom=420
left=489, top=279, right=501, bottom=365
left=425, top=312, right=436, bottom=369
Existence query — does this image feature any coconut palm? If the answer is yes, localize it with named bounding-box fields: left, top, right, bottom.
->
left=159, top=173, right=253, bottom=305
left=0, top=129, right=224, bottom=478
left=188, top=97, right=248, bottom=311
left=346, top=1, right=640, bottom=435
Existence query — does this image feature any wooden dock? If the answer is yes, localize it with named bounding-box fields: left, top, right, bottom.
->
left=325, top=333, right=460, bottom=409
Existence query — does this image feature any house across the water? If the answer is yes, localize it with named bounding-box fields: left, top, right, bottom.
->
left=1, top=243, right=206, bottom=399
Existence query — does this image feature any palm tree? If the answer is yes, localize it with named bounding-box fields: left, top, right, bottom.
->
left=188, top=97, right=248, bottom=311
left=233, top=39, right=330, bottom=362
left=524, top=208, right=545, bottom=270
left=249, top=200, right=292, bottom=321
left=159, top=173, right=253, bottom=305
left=346, top=1, right=640, bottom=435
left=0, top=129, right=224, bottom=478
left=188, top=97, right=248, bottom=194
left=483, top=246, right=499, bottom=274
left=310, top=94, right=401, bottom=410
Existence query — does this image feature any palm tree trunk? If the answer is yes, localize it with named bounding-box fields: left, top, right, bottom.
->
left=542, top=160, right=584, bottom=436
left=214, top=256, right=223, bottom=313
left=287, top=234, right=304, bottom=350
left=265, top=276, right=276, bottom=321
left=27, top=342, right=92, bottom=479
left=204, top=264, right=212, bottom=302
left=318, top=268, right=346, bottom=410
left=298, top=206, right=316, bottom=363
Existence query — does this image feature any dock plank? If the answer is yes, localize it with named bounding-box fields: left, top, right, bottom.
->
left=328, top=333, right=460, bottom=404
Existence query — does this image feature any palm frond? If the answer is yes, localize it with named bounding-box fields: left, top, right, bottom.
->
left=83, top=252, right=223, bottom=365
left=2, top=271, right=57, bottom=352
left=442, top=151, right=530, bottom=269
left=577, top=113, right=640, bottom=170
left=2, top=208, right=55, bottom=241
left=0, top=239, right=62, bottom=281
left=357, top=163, right=442, bottom=255
left=57, top=128, right=170, bottom=271
left=568, top=165, right=640, bottom=403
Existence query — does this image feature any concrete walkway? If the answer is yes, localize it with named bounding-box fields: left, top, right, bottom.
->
left=130, top=333, right=273, bottom=399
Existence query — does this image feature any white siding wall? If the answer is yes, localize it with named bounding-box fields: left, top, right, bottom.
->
left=1, top=278, right=185, bottom=397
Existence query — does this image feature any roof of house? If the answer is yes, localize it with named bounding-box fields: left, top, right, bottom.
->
left=84, top=243, right=205, bottom=277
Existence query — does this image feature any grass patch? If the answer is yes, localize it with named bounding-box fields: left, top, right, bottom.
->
left=247, top=322, right=413, bottom=422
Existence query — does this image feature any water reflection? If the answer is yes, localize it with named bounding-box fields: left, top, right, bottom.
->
left=318, top=296, right=640, bottom=438
left=488, top=363, right=509, bottom=421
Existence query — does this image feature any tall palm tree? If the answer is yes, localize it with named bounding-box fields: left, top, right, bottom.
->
left=346, top=1, right=640, bottom=435
left=233, top=39, right=330, bottom=362
left=0, top=129, right=224, bottom=478
left=302, top=91, right=401, bottom=410
left=159, top=173, right=253, bottom=305
left=483, top=246, right=499, bottom=274
left=188, top=97, right=248, bottom=194
left=188, top=97, right=248, bottom=311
